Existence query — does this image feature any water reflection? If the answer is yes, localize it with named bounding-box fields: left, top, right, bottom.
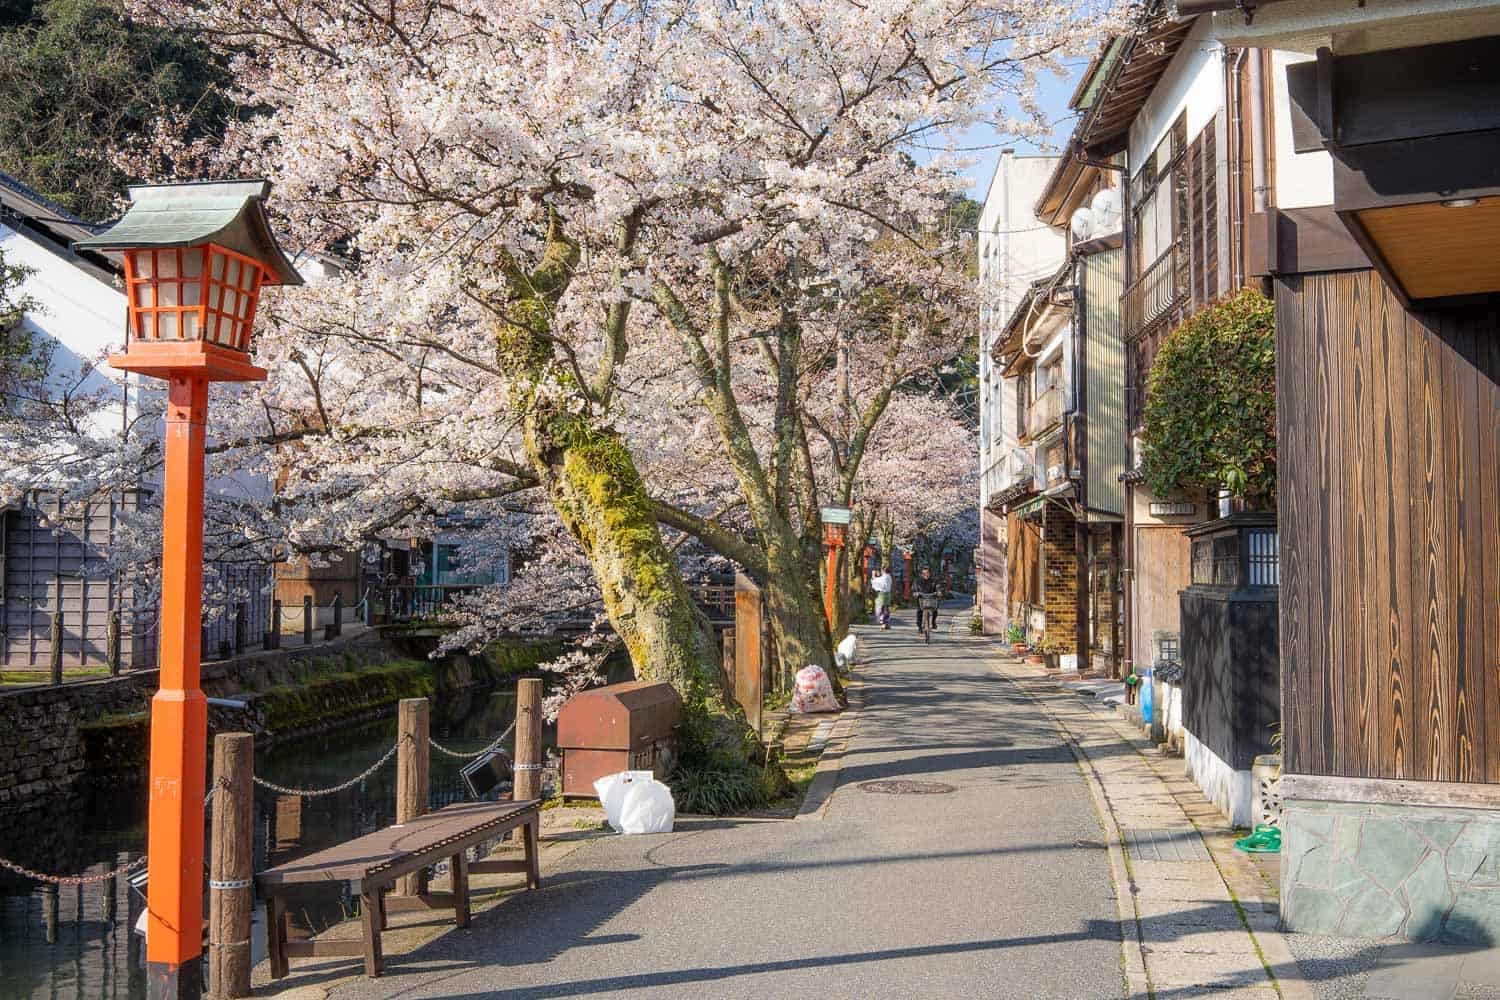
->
left=0, top=683, right=560, bottom=999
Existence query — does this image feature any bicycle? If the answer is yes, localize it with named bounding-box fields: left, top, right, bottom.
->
left=917, top=594, right=941, bottom=644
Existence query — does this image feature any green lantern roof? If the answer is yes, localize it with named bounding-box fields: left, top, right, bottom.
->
left=73, top=179, right=303, bottom=286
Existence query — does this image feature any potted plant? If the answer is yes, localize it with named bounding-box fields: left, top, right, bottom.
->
left=1025, top=636, right=1046, bottom=666
left=1006, top=621, right=1027, bottom=655
left=1041, top=635, right=1070, bottom=671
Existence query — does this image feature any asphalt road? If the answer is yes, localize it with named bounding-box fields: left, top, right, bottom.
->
left=331, top=606, right=1126, bottom=1000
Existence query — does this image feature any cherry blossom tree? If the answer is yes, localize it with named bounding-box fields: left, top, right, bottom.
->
left=8, top=0, right=1120, bottom=747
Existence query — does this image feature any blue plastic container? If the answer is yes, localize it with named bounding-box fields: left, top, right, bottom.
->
left=1140, top=664, right=1155, bottom=725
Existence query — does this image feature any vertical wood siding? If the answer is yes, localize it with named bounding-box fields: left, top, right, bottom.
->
left=1276, top=270, right=1500, bottom=783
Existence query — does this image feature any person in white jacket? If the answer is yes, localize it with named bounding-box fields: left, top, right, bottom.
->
left=870, top=564, right=893, bottom=629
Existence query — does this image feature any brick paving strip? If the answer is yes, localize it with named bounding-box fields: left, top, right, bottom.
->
left=984, top=641, right=1320, bottom=1000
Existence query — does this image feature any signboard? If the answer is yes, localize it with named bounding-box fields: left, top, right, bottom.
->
left=819, top=506, right=852, bottom=525
left=1150, top=502, right=1197, bottom=517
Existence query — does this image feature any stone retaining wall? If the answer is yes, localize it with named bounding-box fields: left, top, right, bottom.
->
left=1281, top=798, right=1500, bottom=944
left=0, top=631, right=392, bottom=811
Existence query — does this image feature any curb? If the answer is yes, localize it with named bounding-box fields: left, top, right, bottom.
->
left=990, top=651, right=1153, bottom=999
left=984, top=640, right=1319, bottom=1000
left=794, top=678, right=865, bottom=822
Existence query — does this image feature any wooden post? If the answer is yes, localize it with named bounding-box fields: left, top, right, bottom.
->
left=514, top=678, right=542, bottom=805
left=103, top=874, right=117, bottom=924
left=233, top=602, right=247, bottom=655
left=722, top=627, right=735, bottom=687
left=208, top=733, right=253, bottom=999
left=49, top=611, right=63, bottom=686
left=332, top=592, right=342, bottom=638
left=266, top=601, right=281, bottom=651
left=301, top=595, right=312, bottom=646
left=394, top=698, right=429, bottom=896
left=107, top=611, right=121, bottom=676
left=43, top=883, right=58, bottom=943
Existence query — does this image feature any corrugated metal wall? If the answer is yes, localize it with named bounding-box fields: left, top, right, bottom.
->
left=1, top=493, right=274, bottom=671
left=1084, top=248, right=1126, bottom=514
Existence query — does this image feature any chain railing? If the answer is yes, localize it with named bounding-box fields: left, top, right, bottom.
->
left=0, top=786, right=217, bottom=886
left=251, top=736, right=406, bottom=798
left=428, top=718, right=518, bottom=760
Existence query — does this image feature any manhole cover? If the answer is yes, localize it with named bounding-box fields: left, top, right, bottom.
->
left=859, top=780, right=957, bottom=795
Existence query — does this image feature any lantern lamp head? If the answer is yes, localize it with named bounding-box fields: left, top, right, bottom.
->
left=74, top=180, right=302, bottom=383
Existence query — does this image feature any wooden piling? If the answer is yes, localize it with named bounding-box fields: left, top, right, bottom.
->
left=43, top=884, right=57, bottom=943
left=49, top=611, right=62, bottom=686
left=514, top=678, right=542, bottom=805
left=208, top=733, right=253, bottom=999
left=395, top=698, right=430, bottom=895
left=107, top=611, right=121, bottom=676
left=267, top=600, right=281, bottom=651
left=301, top=595, right=313, bottom=646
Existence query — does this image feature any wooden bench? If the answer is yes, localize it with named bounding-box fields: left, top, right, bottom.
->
left=256, top=798, right=541, bottom=978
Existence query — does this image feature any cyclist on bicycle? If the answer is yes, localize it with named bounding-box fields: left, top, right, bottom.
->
left=912, top=565, right=942, bottom=633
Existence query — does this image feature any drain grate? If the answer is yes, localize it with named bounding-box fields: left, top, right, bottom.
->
left=1121, top=827, right=1211, bottom=862
left=859, top=780, right=957, bottom=795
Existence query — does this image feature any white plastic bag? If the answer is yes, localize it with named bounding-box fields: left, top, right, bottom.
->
left=789, top=664, right=839, bottom=714
left=594, top=769, right=655, bottom=831
left=835, top=633, right=858, bottom=669
left=617, top=778, right=676, bottom=834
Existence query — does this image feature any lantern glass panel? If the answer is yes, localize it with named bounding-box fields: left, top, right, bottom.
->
left=159, top=283, right=179, bottom=308
left=182, top=251, right=202, bottom=279
left=135, top=252, right=153, bottom=279
left=182, top=311, right=199, bottom=341
left=225, top=258, right=241, bottom=288
left=158, top=311, right=179, bottom=339
left=210, top=254, right=225, bottom=281
left=158, top=252, right=178, bottom=279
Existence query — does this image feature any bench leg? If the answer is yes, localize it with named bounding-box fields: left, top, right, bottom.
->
left=524, top=817, right=541, bottom=891
left=451, top=851, right=470, bottom=929
left=360, top=888, right=384, bottom=977
left=266, top=894, right=290, bottom=979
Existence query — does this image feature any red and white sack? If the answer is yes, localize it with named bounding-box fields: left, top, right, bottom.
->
left=789, top=664, right=839, bottom=714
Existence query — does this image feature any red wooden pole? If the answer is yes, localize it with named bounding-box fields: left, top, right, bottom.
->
left=823, top=542, right=841, bottom=627
left=146, top=374, right=210, bottom=999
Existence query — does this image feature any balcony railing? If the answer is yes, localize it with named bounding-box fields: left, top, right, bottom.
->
left=1122, top=240, right=1187, bottom=340
left=1028, top=385, right=1064, bottom=439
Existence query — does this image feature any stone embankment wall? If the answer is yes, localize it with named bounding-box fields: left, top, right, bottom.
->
left=0, top=631, right=561, bottom=812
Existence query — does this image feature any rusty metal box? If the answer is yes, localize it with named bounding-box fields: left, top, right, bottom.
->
left=557, top=681, right=684, bottom=797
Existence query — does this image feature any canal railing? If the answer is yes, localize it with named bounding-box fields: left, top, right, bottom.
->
left=0, top=687, right=542, bottom=998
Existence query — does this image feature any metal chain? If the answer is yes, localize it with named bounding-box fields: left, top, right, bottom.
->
left=427, top=718, right=518, bottom=760
left=252, top=737, right=404, bottom=797
left=0, top=782, right=221, bottom=886
left=0, top=853, right=147, bottom=887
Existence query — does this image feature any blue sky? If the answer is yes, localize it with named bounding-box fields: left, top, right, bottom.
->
left=945, top=57, right=1094, bottom=200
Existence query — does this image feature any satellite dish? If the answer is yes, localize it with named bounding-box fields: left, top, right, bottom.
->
left=1070, top=207, right=1095, bottom=242
left=1091, top=187, right=1122, bottom=232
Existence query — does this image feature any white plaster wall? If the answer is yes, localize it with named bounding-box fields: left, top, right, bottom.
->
left=1129, top=18, right=1225, bottom=169
left=1270, top=50, right=1335, bottom=209
left=978, top=151, right=1066, bottom=501
left=0, top=223, right=130, bottom=439
left=1184, top=729, right=1255, bottom=827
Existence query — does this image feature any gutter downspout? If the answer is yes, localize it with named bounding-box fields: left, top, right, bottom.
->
left=1228, top=46, right=1248, bottom=289
left=1249, top=49, right=1269, bottom=214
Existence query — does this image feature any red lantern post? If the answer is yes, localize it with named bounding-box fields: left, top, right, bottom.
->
left=77, top=181, right=301, bottom=1000
left=819, top=507, right=852, bottom=629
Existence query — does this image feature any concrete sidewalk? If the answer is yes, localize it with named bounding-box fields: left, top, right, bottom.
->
left=981, top=641, right=1500, bottom=1000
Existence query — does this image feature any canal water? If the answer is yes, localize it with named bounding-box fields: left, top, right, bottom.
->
left=0, top=683, right=563, bottom=999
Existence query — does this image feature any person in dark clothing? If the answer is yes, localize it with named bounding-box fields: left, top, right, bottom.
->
left=912, top=565, right=942, bottom=633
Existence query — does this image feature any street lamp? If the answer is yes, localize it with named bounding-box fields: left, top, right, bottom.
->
left=819, top=506, right=852, bottom=628
left=76, top=180, right=301, bottom=1000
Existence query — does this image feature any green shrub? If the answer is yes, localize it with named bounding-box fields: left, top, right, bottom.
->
left=1141, top=289, right=1276, bottom=506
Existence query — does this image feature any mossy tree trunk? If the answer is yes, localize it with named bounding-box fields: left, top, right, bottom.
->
left=494, top=213, right=745, bottom=741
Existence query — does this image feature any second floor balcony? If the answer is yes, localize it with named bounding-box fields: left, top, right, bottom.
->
left=1027, top=385, right=1064, bottom=439
left=1122, top=240, right=1187, bottom=340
